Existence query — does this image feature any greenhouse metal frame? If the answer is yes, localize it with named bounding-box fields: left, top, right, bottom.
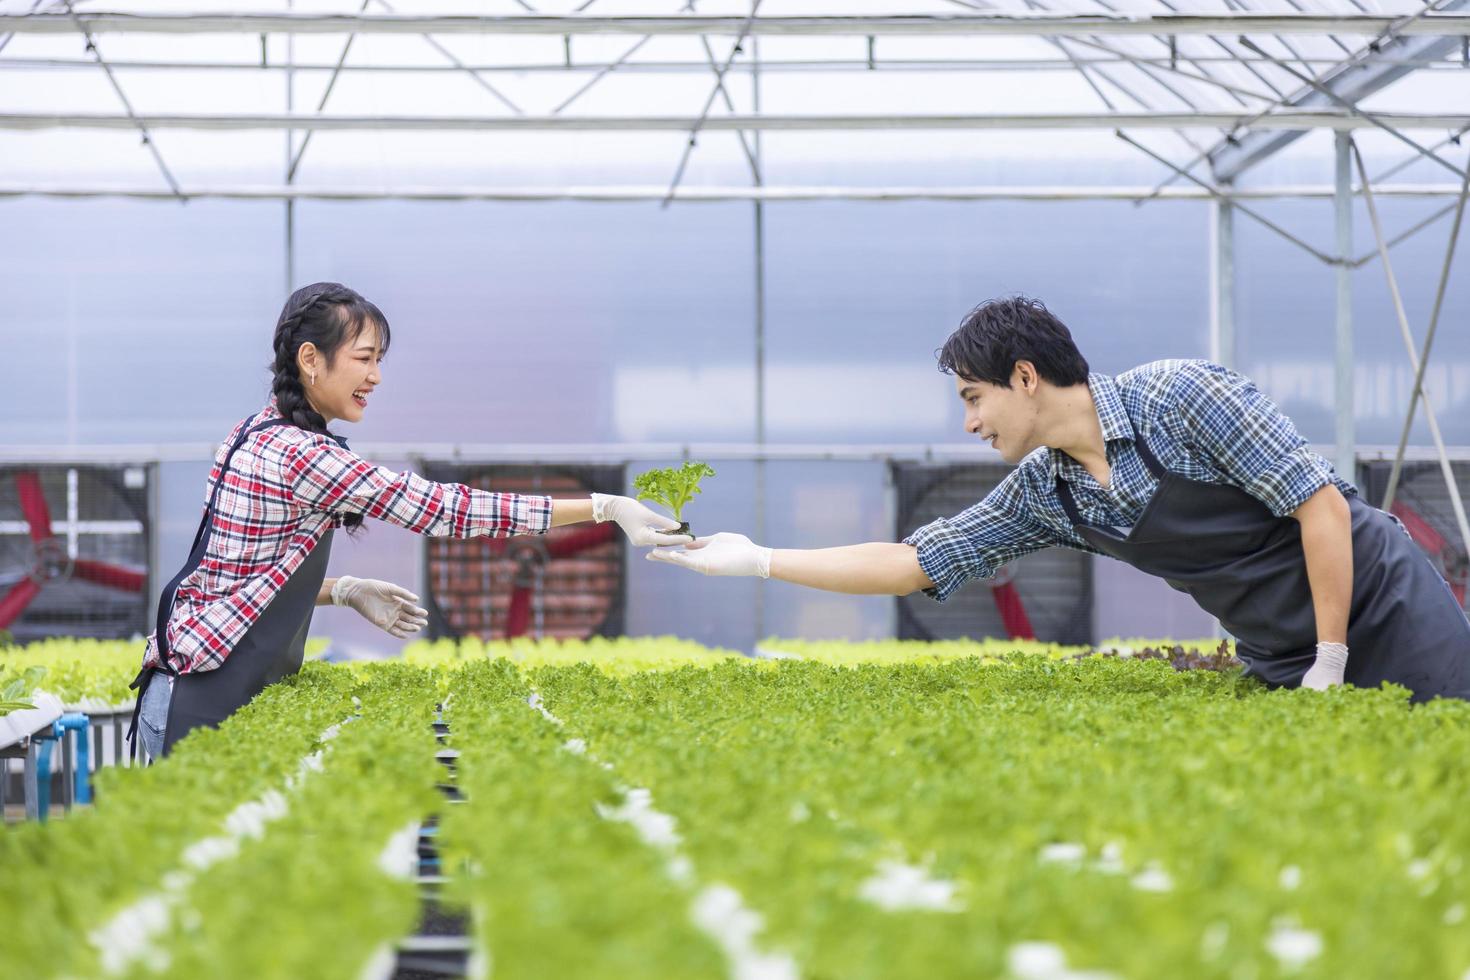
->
left=3, top=0, right=1469, bottom=561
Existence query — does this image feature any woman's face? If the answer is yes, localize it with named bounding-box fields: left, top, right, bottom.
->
left=300, top=323, right=384, bottom=425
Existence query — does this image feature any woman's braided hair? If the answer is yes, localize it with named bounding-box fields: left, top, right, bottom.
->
left=269, top=282, right=391, bottom=532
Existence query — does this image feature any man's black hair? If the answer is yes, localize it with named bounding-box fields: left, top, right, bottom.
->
left=936, top=295, right=1089, bottom=388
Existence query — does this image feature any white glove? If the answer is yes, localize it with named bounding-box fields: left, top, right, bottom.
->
left=644, top=532, right=772, bottom=578
left=1300, top=641, right=1348, bottom=690
left=331, top=576, right=429, bottom=639
left=591, top=493, right=685, bottom=546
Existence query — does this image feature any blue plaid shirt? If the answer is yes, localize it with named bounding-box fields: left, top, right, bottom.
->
left=905, top=359, right=1357, bottom=602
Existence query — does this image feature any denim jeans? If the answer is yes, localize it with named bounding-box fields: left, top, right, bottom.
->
left=137, top=672, right=174, bottom=761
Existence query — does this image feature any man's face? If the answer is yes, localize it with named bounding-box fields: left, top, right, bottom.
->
left=956, top=367, right=1037, bottom=465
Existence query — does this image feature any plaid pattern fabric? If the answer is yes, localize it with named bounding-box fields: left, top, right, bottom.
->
left=905, top=359, right=1356, bottom=602
left=143, top=400, right=553, bottom=673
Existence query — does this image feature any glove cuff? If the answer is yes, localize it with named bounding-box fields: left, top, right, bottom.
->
left=755, top=546, right=773, bottom=580
left=330, top=576, right=357, bottom=607
left=590, top=493, right=612, bottom=524
left=1314, top=641, right=1349, bottom=670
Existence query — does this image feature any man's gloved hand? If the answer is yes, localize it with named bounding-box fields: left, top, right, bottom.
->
left=591, top=493, right=685, bottom=546
left=331, top=576, right=429, bottom=639
left=1301, top=641, right=1348, bottom=690
left=644, top=532, right=772, bottom=578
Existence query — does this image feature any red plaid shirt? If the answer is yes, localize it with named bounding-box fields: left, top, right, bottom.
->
left=144, top=400, right=553, bottom=674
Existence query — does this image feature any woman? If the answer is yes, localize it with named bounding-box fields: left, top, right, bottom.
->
left=130, top=282, right=677, bottom=759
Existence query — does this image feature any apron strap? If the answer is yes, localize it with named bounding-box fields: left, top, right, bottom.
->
left=1054, top=430, right=1168, bottom=529
left=1055, top=473, right=1087, bottom=526
left=152, top=417, right=294, bottom=674
left=1132, top=430, right=1166, bottom=479
left=125, top=665, right=155, bottom=761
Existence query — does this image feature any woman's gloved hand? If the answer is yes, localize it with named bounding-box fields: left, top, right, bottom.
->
left=331, top=576, right=430, bottom=639
left=591, top=493, right=686, bottom=546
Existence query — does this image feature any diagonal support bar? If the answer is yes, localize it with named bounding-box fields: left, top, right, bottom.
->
left=662, top=0, right=764, bottom=208
left=553, top=34, right=649, bottom=113
left=1350, top=139, right=1470, bottom=560
left=63, top=0, right=184, bottom=200
left=1350, top=202, right=1459, bottom=268
left=698, top=33, right=761, bottom=184
left=1238, top=35, right=1467, bottom=181
left=1209, top=0, right=1470, bottom=181
left=1117, top=130, right=1339, bottom=264
left=0, top=0, right=51, bottom=58
left=1379, top=145, right=1470, bottom=511
left=373, top=0, right=522, bottom=115
left=288, top=0, right=369, bottom=182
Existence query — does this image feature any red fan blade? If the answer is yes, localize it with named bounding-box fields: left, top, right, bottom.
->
left=0, top=578, right=42, bottom=630
left=990, top=580, right=1036, bottom=640
left=545, top=522, right=617, bottom=559
left=71, top=559, right=147, bottom=593
left=15, top=471, right=54, bottom=544
left=1391, top=502, right=1448, bottom=555
left=505, top=584, right=532, bottom=639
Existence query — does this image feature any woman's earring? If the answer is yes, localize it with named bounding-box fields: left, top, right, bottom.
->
left=310, top=372, right=316, bottom=386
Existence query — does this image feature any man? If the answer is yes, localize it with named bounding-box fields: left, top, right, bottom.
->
left=649, top=296, right=1470, bottom=701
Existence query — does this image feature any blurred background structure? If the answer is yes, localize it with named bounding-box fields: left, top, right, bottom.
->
left=3, top=0, right=1469, bottom=654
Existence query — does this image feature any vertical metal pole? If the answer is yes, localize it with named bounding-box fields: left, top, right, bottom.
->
left=66, top=288, right=79, bottom=446
left=751, top=36, right=767, bottom=646
left=1334, top=132, right=1356, bottom=484
left=23, top=741, right=40, bottom=821
left=61, top=731, right=74, bottom=811
left=145, top=462, right=160, bottom=646
left=1207, top=185, right=1236, bottom=642
left=284, top=1, right=296, bottom=293
left=1209, top=182, right=1236, bottom=369
left=65, top=467, right=79, bottom=560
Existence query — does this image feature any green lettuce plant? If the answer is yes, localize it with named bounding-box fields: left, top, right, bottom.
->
left=10, top=639, right=1470, bottom=979
left=633, top=461, right=716, bottom=538
left=0, top=665, right=46, bottom=715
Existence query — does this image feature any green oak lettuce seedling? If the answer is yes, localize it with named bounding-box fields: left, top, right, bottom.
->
left=633, top=461, right=715, bottom=539
left=0, top=665, right=45, bottom=715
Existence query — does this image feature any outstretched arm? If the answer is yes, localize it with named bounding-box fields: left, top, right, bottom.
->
left=285, top=439, right=679, bottom=544
left=647, top=534, right=934, bottom=595
left=647, top=468, right=1062, bottom=599
left=771, top=542, right=934, bottom=595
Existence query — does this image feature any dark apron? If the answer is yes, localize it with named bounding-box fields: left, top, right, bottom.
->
left=1055, top=433, right=1470, bottom=702
left=128, top=418, right=336, bottom=757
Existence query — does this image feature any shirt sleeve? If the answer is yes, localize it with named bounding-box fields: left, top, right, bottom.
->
left=283, top=438, right=553, bottom=538
left=901, top=468, right=1061, bottom=602
left=1169, top=361, right=1335, bottom=518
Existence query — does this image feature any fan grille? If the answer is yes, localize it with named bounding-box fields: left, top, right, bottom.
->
left=420, top=464, right=625, bottom=641
left=0, top=465, right=151, bottom=642
left=892, top=462, right=1093, bottom=645
left=1359, top=459, right=1470, bottom=607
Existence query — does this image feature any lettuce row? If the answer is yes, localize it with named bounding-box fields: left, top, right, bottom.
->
left=402, top=635, right=742, bottom=675
left=0, top=637, right=330, bottom=706
left=438, top=658, right=725, bottom=979
left=1, top=664, right=360, bottom=977
left=125, top=661, right=443, bottom=979
left=534, top=657, right=1470, bottom=979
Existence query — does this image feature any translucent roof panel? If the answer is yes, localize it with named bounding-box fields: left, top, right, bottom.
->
left=0, top=0, right=1466, bottom=193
